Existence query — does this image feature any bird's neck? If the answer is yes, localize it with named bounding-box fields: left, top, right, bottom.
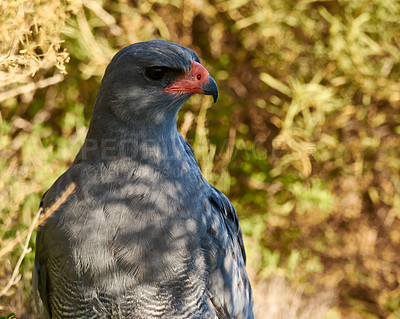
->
left=75, top=110, right=185, bottom=164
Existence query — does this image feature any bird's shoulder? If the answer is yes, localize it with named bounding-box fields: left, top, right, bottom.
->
left=206, top=186, right=246, bottom=264
left=177, top=133, right=246, bottom=262
left=203, top=185, right=254, bottom=318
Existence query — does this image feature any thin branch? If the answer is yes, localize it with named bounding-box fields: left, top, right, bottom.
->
left=0, top=182, right=76, bottom=297
left=0, top=73, right=64, bottom=103
left=82, top=0, right=122, bottom=36
left=37, top=182, right=76, bottom=227
left=179, top=111, right=195, bottom=139
left=0, top=208, right=40, bottom=297
left=220, top=126, right=237, bottom=168
left=0, top=182, right=76, bottom=260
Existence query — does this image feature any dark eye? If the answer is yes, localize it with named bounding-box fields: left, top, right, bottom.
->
left=145, top=67, right=167, bottom=80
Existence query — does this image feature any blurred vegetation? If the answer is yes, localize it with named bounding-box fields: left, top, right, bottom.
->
left=1, top=0, right=400, bottom=318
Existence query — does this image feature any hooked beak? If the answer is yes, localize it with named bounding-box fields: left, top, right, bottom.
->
left=163, top=61, right=218, bottom=103
left=202, top=76, right=218, bottom=103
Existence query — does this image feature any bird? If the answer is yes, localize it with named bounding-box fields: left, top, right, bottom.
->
left=33, top=40, right=254, bottom=319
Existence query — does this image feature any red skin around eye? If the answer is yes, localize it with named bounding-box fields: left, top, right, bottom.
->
left=163, top=61, right=211, bottom=95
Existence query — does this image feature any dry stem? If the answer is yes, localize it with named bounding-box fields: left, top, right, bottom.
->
left=0, top=182, right=76, bottom=297
left=0, top=73, right=64, bottom=103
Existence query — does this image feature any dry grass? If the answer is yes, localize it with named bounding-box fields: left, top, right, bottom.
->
left=1, top=0, right=400, bottom=318
left=254, top=276, right=336, bottom=319
left=0, top=0, right=74, bottom=105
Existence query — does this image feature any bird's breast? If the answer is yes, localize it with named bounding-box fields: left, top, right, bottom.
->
left=65, top=161, right=210, bottom=288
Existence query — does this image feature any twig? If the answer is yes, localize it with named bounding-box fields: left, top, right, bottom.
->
left=220, top=126, right=237, bottom=168
left=0, top=208, right=40, bottom=297
left=179, top=111, right=195, bottom=139
left=76, top=9, right=111, bottom=67
left=82, top=0, right=122, bottom=36
left=0, top=73, right=64, bottom=103
left=0, top=182, right=76, bottom=297
left=37, top=182, right=76, bottom=227
left=0, top=183, right=76, bottom=261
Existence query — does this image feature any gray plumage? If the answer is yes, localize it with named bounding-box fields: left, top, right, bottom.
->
left=33, top=40, right=254, bottom=319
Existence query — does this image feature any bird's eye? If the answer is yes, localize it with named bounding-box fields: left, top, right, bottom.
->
left=145, top=67, right=167, bottom=80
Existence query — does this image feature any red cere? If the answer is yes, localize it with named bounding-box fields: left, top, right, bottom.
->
left=163, top=61, right=210, bottom=95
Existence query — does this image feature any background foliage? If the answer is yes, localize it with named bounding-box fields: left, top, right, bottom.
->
left=1, top=0, right=400, bottom=318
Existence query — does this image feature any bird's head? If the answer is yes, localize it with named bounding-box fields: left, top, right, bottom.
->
left=94, top=40, right=218, bottom=128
